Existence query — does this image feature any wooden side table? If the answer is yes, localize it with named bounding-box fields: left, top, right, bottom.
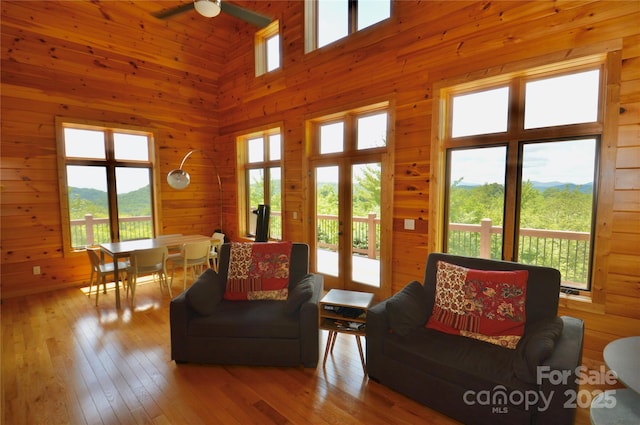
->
left=319, top=289, right=374, bottom=374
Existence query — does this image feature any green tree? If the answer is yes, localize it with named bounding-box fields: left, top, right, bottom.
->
left=540, top=185, right=592, bottom=231
left=448, top=180, right=504, bottom=225
left=352, top=165, right=381, bottom=216
left=249, top=174, right=265, bottom=208
left=317, top=183, right=338, bottom=215
left=68, top=189, right=108, bottom=219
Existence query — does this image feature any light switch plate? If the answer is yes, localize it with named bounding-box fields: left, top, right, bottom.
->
left=404, top=219, right=415, bottom=230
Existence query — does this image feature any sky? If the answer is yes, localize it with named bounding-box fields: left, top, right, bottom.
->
left=450, top=70, right=600, bottom=186
left=65, top=129, right=152, bottom=193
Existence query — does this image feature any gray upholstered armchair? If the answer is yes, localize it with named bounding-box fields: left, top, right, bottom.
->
left=170, top=242, right=323, bottom=367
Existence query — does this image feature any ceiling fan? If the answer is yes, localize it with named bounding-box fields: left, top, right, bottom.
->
left=153, top=0, right=272, bottom=28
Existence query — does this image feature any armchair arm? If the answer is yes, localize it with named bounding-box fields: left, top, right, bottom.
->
left=170, top=291, right=197, bottom=362
left=170, top=269, right=224, bottom=362
left=366, top=281, right=430, bottom=379
left=536, top=316, right=584, bottom=425
left=299, top=273, right=324, bottom=367
left=366, top=298, right=391, bottom=380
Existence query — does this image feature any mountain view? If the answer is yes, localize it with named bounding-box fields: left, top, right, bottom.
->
left=456, top=181, right=593, bottom=194
left=68, top=185, right=151, bottom=219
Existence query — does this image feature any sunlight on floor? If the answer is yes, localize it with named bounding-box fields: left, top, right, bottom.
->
left=79, top=272, right=187, bottom=316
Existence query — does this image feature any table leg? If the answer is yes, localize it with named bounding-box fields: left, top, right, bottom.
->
left=323, top=330, right=335, bottom=367
left=356, top=335, right=366, bottom=374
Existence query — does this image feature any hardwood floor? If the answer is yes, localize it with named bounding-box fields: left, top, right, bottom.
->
left=2, top=277, right=596, bottom=425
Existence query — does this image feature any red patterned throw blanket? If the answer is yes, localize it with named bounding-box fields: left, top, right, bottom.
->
left=224, top=241, right=293, bottom=301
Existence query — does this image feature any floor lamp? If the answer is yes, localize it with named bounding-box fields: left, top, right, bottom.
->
left=167, top=149, right=223, bottom=233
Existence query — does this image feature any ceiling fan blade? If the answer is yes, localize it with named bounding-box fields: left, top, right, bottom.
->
left=221, top=2, right=272, bottom=27
left=152, top=3, right=195, bottom=20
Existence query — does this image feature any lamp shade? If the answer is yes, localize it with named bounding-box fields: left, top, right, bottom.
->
left=194, top=0, right=221, bottom=18
left=167, top=169, right=191, bottom=190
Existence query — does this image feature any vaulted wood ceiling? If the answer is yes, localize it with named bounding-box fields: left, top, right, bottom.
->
left=2, top=0, right=273, bottom=83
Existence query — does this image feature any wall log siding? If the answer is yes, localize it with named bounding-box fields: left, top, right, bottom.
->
left=2, top=0, right=639, bottom=377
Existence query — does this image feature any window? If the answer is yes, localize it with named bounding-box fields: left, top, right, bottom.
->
left=238, top=128, right=282, bottom=240
left=56, top=118, right=158, bottom=253
left=437, top=60, right=605, bottom=291
left=255, top=20, right=280, bottom=76
left=305, top=0, right=391, bottom=52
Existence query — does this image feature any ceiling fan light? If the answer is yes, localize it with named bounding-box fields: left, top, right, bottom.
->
left=194, top=0, right=221, bottom=18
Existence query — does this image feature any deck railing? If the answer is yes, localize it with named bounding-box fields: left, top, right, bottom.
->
left=316, top=213, right=381, bottom=259
left=449, top=218, right=590, bottom=288
left=73, top=214, right=588, bottom=287
left=74, top=212, right=283, bottom=247
left=70, top=214, right=152, bottom=247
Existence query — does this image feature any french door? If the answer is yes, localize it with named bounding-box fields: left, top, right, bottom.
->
left=307, top=104, right=392, bottom=299
left=311, top=157, right=389, bottom=299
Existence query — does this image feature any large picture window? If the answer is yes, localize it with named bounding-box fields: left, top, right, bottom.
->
left=238, top=128, right=282, bottom=240
left=56, top=119, right=158, bottom=253
left=439, top=62, right=604, bottom=291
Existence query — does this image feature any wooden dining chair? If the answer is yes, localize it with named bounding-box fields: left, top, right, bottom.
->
left=129, top=246, right=171, bottom=303
left=86, top=248, right=130, bottom=306
left=171, top=240, right=211, bottom=291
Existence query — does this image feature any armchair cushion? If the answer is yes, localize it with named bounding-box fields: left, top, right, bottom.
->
left=285, top=273, right=314, bottom=315
left=224, top=241, right=292, bottom=300
left=186, top=268, right=224, bottom=316
left=425, top=260, right=528, bottom=349
left=386, top=280, right=428, bottom=336
left=514, top=316, right=564, bottom=383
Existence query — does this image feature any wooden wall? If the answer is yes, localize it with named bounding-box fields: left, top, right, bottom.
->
left=216, top=0, right=640, bottom=365
left=1, top=0, right=240, bottom=296
left=2, top=1, right=638, bottom=365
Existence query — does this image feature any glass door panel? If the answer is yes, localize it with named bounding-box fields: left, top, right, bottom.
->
left=351, top=162, right=381, bottom=287
left=315, top=165, right=340, bottom=279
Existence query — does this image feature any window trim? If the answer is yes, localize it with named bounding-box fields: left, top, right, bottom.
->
left=236, top=125, right=283, bottom=240
left=55, top=117, right=161, bottom=256
left=429, top=48, right=621, bottom=306
left=255, top=20, right=280, bottom=76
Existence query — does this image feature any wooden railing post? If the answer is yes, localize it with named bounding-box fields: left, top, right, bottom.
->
left=367, top=213, right=377, bottom=259
left=85, top=214, right=95, bottom=246
left=479, top=218, right=492, bottom=259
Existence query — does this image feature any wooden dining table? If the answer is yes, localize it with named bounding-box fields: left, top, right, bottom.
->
left=99, top=234, right=212, bottom=308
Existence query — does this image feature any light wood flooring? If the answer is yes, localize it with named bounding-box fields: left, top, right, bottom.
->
left=2, top=276, right=597, bottom=425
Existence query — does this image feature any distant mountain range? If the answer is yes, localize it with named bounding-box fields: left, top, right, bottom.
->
left=69, top=185, right=151, bottom=216
left=456, top=181, right=593, bottom=194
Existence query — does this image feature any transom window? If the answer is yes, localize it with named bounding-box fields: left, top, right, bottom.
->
left=238, top=128, right=282, bottom=240
left=439, top=61, right=604, bottom=292
left=56, top=119, right=158, bottom=253
left=305, top=0, right=391, bottom=52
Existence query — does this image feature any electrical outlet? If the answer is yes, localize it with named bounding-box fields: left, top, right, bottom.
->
left=293, top=211, right=298, bottom=220
left=33, top=266, right=41, bottom=275
left=404, top=219, right=415, bottom=230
